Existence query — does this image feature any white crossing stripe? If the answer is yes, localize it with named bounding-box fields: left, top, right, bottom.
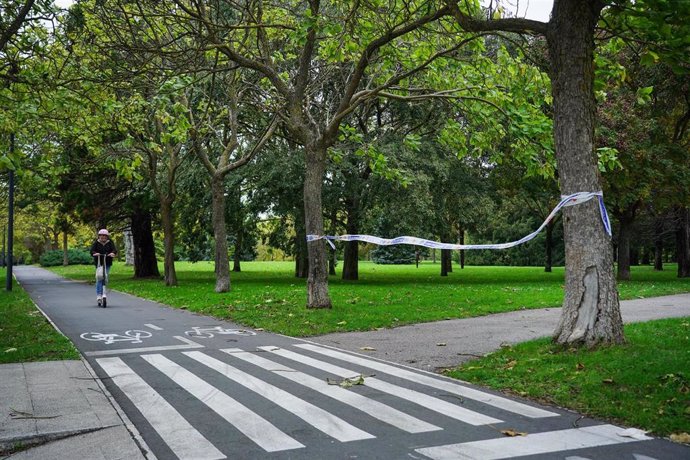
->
left=141, top=354, right=304, bottom=452
left=183, top=351, right=374, bottom=442
left=96, top=357, right=224, bottom=460
left=144, top=323, right=163, bottom=330
left=223, top=348, right=441, bottom=433
left=296, top=343, right=557, bottom=418
left=415, top=424, right=653, bottom=459
left=257, top=346, right=501, bottom=426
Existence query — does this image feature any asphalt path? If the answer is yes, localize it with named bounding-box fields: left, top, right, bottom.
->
left=15, top=266, right=690, bottom=460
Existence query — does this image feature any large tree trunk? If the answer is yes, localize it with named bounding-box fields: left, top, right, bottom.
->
left=548, top=0, right=624, bottom=347
left=303, top=145, right=332, bottom=308
left=131, top=211, right=160, bottom=278
left=211, top=176, right=231, bottom=292
left=654, top=218, right=664, bottom=271
left=616, top=211, right=635, bottom=281
left=160, top=196, right=178, bottom=286
left=677, top=207, right=690, bottom=278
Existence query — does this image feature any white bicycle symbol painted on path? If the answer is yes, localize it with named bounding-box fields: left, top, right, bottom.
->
left=80, top=330, right=153, bottom=345
left=184, top=326, right=257, bottom=339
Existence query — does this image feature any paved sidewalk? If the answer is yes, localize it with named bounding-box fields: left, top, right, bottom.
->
left=0, top=360, right=147, bottom=459
left=2, top=264, right=689, bottom=458
left=310, top=293, right=690, bottom=371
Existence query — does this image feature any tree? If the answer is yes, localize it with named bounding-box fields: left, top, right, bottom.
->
left=447, top=0, right=625, bottom=346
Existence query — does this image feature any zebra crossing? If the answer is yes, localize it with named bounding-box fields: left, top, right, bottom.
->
left=93, top=342, right=654, bottom=460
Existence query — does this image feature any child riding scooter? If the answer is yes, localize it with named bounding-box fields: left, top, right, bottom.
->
left=91, top=229, right=117, bottom=308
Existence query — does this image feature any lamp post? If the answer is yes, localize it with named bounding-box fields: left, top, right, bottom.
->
left=6, top=133, right=14, bottom=291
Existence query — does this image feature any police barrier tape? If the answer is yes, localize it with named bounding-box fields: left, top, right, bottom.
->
left=307, top=192, right=612, bottom=250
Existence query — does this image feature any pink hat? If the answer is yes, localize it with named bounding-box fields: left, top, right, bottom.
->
left=98, top=229, right=109, bottom=236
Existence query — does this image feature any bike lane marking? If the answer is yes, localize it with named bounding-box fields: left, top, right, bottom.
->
left=84, top=335, right=204, bottom=356
left=144, top=324, right=164, bottom=331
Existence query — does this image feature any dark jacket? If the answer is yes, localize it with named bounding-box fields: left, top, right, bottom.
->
left=91, top=239, right=117, bottom=267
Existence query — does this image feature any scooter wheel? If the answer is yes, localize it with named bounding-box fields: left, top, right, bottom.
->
left=102, top=298, right=107, bottom=308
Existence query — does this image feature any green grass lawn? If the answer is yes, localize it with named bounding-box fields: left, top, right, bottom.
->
left=0, top=269, right=79, bottom=364
left=444, top=317, right=690, bottom=438
left=48, top=261, right=690, bottom=336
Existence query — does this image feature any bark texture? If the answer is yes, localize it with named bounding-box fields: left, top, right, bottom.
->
left=303, top=145, right=332, bottom=308
left=547, top=0, right=624, bottom=346
left=131, top=211, right=160, bottom=278
left=160, top=196, right=178, bottom=286
left=211, top=177, right=231, bottom=292
left=615, top=209, right=636, bottom=281
left=342, top=196, right=361, bottom=280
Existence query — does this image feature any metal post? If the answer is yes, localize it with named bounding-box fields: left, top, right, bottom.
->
left=6, top=133, right=14, bottom=291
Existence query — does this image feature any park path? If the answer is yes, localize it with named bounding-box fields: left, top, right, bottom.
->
left=311, top=293, right=690, bottom=372
left=11, top=265, right=690, bottom=460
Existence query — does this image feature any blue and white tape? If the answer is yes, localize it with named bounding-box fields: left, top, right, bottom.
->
left=308, top=191, right=612, bottom=250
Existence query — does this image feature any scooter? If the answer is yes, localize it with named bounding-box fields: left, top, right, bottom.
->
left=95, top=254, right=110, bottom=308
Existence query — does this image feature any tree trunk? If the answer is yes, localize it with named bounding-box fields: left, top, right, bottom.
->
left=62, top=231, right=68, bottom=266
left=677, top=207, right=690, bottom=278
left=124, top=229, right=134, bottom=266
left=295, top=221, right=309, bottom=278
left=616, top=213, right=633, bottom=281
left=458, top=227, right=465, bottom=269
left=328, top=211, right=337, bottom=276
left=233, top=226, right=242, bottom=272
left=342, top=197, right=360, bottom=280
left=654, top=218, right=664, bottom=271
left=440, top=249, right=451, bottom=276
left=342, top=242, right=359, bottom=280
left=160, top=196, right=178, bottom=286
left=545, top=220, right=553, bottom=272
left=303, top=145, right=332, bottom=308
left=548, top=0, right=624, bottom=347
left=211, top=176, right=231, bottom=292
left=131, top=211, right=160, bottom=278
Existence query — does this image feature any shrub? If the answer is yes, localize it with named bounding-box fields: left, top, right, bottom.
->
left=39, top=249, right=93, bottom=267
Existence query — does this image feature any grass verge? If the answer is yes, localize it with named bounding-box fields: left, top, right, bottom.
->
left=0, top=269, right=79, bottom=364
left=49, top=261, right=690, bottom=336
left=443, top=317, right=690, bottom=438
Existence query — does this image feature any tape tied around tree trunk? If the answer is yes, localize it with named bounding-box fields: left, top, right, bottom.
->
left=307, top=191, right=612, bottom=250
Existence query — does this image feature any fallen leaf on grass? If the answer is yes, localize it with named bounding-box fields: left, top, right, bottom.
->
left=503, top=360, right=517, bottom=370
left=360, top=347, right=376, bottom=351
left=576, top=362, right=585, bottom=371
left=501, top=429, right=527, bottom=437
left=602, top=378, right=615, bottom=384
left=670, top=432, right=690, bottom=444
left=4, top=348, right=17, bottom=353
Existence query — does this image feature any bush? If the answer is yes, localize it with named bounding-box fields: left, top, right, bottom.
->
left=39, top=249, right=93, bottom=267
